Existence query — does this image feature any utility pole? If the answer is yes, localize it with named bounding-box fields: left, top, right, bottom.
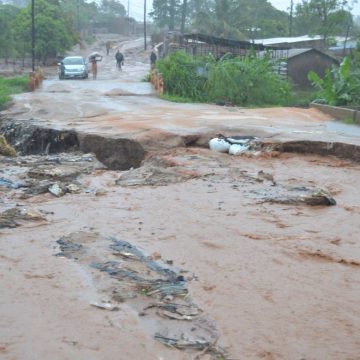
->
left=181, top=0, right=187, bottom=34
left=289, top=0, right=294, bottom=36
left=144, top=0, right=147, bottom=50
left=76, top=0, right=80, bottom=33
left=128, top=0, right=130, bottom=36
left=31, top=0, right=35, bottom=71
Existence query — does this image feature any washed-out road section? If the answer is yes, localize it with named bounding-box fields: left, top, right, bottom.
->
left=1, top=36, right=360, bottom=360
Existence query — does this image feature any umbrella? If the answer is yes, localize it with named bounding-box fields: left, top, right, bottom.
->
left=88, top=52, right=102, bottom=60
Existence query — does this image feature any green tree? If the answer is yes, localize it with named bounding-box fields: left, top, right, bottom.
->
left=232, top=0, right=288, bottom=39
left=0, top=4, right=20, bottom=61
left=100, top=0, right=126, bottom=16
left=96, top=0, right=127, bottom=32
left=294, top=0, right=357, bottom=43
left=13, top=0, right=76, bottom=63
left=60, top=0, right=98, bottom=35
left=150, top=0, right=182, bottom=30
left=171, top=0, right=288, bottom=39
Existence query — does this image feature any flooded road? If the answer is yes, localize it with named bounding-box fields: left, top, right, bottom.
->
left=1, top=35, right=360, bottom=359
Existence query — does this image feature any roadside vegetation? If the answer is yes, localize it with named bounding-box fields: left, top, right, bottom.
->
left=0, top=0, right=128, bottom=64
left=308, top=54, right=360, bottom=108
left=152, top=0, right=358, bottom=43
left=0, top=75, right=29, bottom=110
left=156, top=51, right=293, bottom=107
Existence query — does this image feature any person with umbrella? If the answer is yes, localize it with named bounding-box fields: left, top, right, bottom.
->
left=89, top=53, right=103, bottom=80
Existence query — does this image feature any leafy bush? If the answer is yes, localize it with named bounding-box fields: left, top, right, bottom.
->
left=156, top=51, right=292, bottom=107
left=308, top=56, right=360, bottom=107
left=0, top=75, right=29, bottom=110
left=205, top=56, right=292, bottom=106
left=156, top=51, right=207, bottom=101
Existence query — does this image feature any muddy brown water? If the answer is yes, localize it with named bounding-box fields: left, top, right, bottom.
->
left=1, top=147, right=360, bottom=359
left=1, top=35, right=360, bottom=359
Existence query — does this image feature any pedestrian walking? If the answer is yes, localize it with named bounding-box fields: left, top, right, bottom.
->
left=115, top=50, right=124, bottom=70
left=105, top=41, right=111, bottom=55
left=150, top=50, right=157, bottom=69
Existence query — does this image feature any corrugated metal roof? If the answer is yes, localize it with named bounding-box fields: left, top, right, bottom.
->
left=254, top=35, right=323, bottom=45
left=183, top=33, right=288, bottom=50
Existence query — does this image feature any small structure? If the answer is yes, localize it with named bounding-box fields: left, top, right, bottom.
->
left=254, top=35, right=325, bottom=49
left=286, top=48, right=339, bottom=89
left=162, top=33, right=288, bottom=60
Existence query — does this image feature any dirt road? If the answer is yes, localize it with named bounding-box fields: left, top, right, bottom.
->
left=1, top=35, right=360, bottom=360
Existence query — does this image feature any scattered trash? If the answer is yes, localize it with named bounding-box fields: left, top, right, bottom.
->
left=55, top=232, right=222, bottom=356
left=48, top=183, right=65, bottom=197
left=208, top=137, right=231, bottom=153
left=154, top=334, right=226, bottom=357
left=209, top=134, right=257, bottom=155
left=90, top=301, right=119, bottom=311
left=144, top=302, right=201, bottom=320
left=228, top=143, right=248, bottom=155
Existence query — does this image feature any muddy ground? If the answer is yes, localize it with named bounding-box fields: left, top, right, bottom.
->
left=1, top=35, right=360, bottom=360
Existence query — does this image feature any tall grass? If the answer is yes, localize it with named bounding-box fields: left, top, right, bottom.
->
left=0, top=75, right=29, bottom=110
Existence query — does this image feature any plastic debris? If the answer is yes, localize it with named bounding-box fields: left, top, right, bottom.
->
left=228, top=143, right=248, bottom=155
left=154, top=334, right=226, bottom=357
left=208, top=138, right=231, bottom=153
left=90, top=301, right=119, bottom=311
left=209, top=134, right=257, bottom=155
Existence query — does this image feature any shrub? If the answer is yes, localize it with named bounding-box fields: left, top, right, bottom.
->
left=156, top=51, right=207, bottom=101
left=205, top=56, right=292, bottom=106
left=155, top=51, right=292, bottom=107
left=308, top=56, right=360, bottom=107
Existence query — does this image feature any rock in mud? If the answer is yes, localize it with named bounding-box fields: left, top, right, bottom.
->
left=66, top=183, right=81, bottom=194
left=79, top=134, right=145, bottom=170
left=254, top=186, right=336, bottom=206
left=0, top=207, right=46, bottom=228
left=116, top=163, right=199, bottom=187
left=28, top=165, right=83, bottom=181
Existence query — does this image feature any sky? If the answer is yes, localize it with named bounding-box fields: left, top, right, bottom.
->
left=125, top=0, right=360, bottom=21
left=269, top=0, right=360, bottom=16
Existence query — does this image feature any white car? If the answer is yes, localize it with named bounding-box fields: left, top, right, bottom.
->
left=58, top=56, right=88, bottom=79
